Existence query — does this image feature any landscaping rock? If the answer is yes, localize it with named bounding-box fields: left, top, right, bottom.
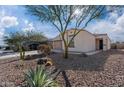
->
left=0, top=50, right=124, bottom=87
left=37, top=58, right=47, bottom=65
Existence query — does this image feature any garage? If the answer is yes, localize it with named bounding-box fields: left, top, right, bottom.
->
left=53, top=40, right=62, bottom=49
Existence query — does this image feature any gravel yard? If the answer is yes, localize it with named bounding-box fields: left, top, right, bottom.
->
left=0, top=57, right=37, bottom=87
left=0, top=49, right=124, bottom=87
left=51, top=49, right=124, bottom=87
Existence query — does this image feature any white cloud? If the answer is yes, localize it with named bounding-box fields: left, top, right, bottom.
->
left=89, top=21, right=114, bottom=33
left=115, top=14, right=124, bottom=29
left=108, top=12, right=118, bottom=22
left=24, top=19, right=29, bottom=25
left=22, top=20, right=35, bottom=32
left=0, top=10, right=19, bottom=45
left=87, top=13, right=124, bottom=42
left=0, top=10, right=5, bottom=18
left=1, top=16, right=18, bottom=28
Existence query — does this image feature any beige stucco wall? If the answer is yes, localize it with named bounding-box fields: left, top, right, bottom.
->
left=62, top=30, right=96, bottom=52
left=95, top=35, right=111, bottom=51
left=52, top=40, right=62, bottom=49
left=96, top=39, right=100, bottom=50
left=107, top=37, right=111, bottom=50
left=52, top=35, right=62, bottom=49
left=52, top=29, right=111, bottom=52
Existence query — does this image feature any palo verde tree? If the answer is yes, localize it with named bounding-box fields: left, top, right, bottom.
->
left=4, top=31, right=47, bottom=60
left=4, top=32, right=26, bottom=60
left=25, top=5, right=121, bottom=58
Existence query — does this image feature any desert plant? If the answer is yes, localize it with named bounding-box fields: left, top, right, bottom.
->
left=37, top=44, right=51, bottom=56
left=4, top=31, right=47, bottom=60
left=19, top=45, right=25, bottom=60
left=4, top=31, right=47, bottom=51
left=24, top=66, right=58, bottom=87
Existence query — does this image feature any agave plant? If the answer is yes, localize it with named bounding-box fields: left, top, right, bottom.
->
left=25, top=66, right=58, bottom=87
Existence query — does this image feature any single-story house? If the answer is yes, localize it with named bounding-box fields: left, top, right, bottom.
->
left=22, top=41, right=48, bottom=51
left=51, top=29, right=111, bottom=53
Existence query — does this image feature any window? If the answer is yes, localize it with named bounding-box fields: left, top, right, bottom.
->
left=68, top=35, right=74, bottom=48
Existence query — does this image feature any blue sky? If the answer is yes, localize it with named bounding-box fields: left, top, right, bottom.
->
left=0, top=5, right=59, bottom=45
left=0, top=5, right=124, bottom=45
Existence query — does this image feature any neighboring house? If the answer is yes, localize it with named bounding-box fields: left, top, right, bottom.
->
left=52, top=29, right=111, bottom=53
left=22, top=41, right=48, bottom=51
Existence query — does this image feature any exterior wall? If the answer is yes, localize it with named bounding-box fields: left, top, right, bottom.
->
left=103, top=36, right=111, bottom=50
left=103, top=36, right=107, bottom=51
left=95, top=38, right=100, bottom=50
left=107, top=37, right=111, bottom=50
left=52, top=29, right=111, bottom=52
left=95, top=35, right=111, bottom=51
left=63, top=30, right=96, bottom=52
left=52, top=40, right=62, bottom=49
left=52, top=35, right=63, bottom=50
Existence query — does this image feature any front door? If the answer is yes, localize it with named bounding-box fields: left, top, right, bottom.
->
left=99, top=40, right=103, bottom=50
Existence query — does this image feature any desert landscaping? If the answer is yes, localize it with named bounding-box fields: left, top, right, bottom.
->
left=0, top=49, right=124, bottom=87
left=0, top=5, right=124, bottom=87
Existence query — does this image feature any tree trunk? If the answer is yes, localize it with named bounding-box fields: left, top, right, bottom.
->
left=19, top=45, right=25, bottom=60
left=64, top=46, right=68, bottom=59
left=20, top=51, right=22, bottom=59
left=62, top=34, right=69, bottom=59
left=22, top=50, right=25, bottom=60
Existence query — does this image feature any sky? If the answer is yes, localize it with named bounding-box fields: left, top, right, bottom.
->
left=0, top=5, right=58, bottom=45
left=0, top=6, right=124, bottom=45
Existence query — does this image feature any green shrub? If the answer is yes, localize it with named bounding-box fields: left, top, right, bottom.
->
left=24, top=66, right=58, bottom=87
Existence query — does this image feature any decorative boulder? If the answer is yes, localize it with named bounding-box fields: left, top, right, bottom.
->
left=37, top=58, right=47, bottom=65
left=45, top=61, right=53, bottom=66
left=37, top=57, right=54, bottom=67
